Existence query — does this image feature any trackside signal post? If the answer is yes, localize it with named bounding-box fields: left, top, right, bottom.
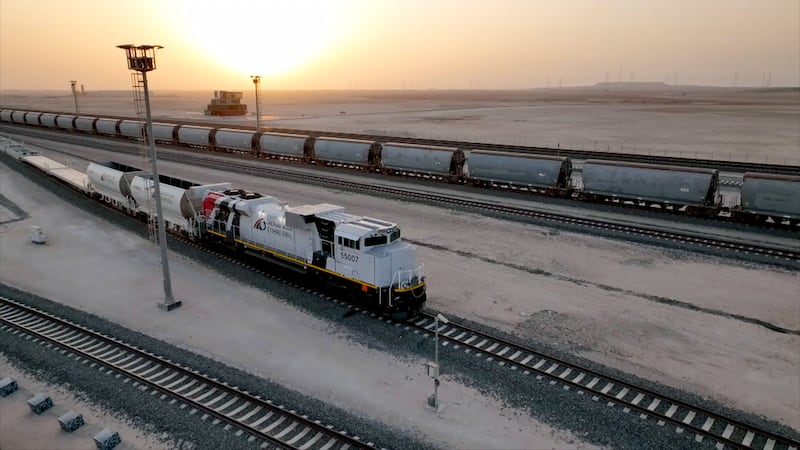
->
left=427, top=313, right=449, bottom=410
left=117, top=44, right=181, bottom=311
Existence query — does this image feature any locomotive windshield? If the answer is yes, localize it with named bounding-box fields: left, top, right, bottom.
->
left=364, top=227, right=401, bottom=247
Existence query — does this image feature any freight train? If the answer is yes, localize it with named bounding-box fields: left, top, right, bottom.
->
left=2, top=110, right=798, bottom=226
left=0, top=139, right=426, bottom=318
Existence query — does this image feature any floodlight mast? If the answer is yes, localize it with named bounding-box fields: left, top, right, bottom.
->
left=117, top=44, right=180, bottom=311
left=251, top=75, right=262, bottom=129
left=69, top=81, right=79, bottom=115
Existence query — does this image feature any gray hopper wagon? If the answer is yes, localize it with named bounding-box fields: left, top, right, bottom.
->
left=468, top=150, right=572, bottom=192
left=738, top=173, right=800, bottom=224
left=581, top=160, right=719, bottom=210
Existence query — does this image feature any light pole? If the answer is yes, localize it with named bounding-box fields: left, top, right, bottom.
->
left=117, top=44, right=181, bottom=311
left=427, top=313, right=449, bottom=410
left=69, top=81, right=79, bottom=115
left=251, top=75, right=262, bottom=129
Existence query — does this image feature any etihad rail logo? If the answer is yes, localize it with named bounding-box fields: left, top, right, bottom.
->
left=254, top=218, right=267, bottom=230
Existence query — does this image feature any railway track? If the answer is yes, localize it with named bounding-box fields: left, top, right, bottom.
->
left=4, top=109, right=799, bottom=175
left=5, top=151, right=798, bottom=449
left=0, top=297, right=378, bottom=450
left=402, top=311, right=800, bottom=450
left=3, top=125, right=799, bottom=233
left=162, top=152, right=799, bottom=265
left=2, top=129, right=796, bottom=264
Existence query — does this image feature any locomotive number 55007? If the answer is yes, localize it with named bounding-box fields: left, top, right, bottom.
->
left=340, top=252, right=359, bottom=263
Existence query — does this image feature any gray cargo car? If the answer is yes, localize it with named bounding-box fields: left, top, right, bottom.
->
left=468, top=150, right=572, bottom=190
left=581, top=160, right=719, bottom=207
left=740, top=173, right=800, bottom=221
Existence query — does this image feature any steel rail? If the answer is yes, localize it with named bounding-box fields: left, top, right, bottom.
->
left=0, top=297, right=376, bottom=450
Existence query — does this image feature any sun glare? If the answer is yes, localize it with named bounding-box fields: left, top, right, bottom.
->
left=169, top=1, right=344, bottom=77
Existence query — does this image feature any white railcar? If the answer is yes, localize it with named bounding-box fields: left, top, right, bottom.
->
left=86, top=161, right=145, bottom=208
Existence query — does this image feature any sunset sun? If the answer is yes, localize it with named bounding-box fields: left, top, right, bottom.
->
left=168, top=0, right=345, bottom=77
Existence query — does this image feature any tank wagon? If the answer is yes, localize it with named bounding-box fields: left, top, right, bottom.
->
left=86, top=161, right=147, bottom=209
left=735, top=173, right=800, bottom=225
left=130, top=174, right=230, bottom=232
left=380, top=142, right=465, bottom=181
left=468, top=150, right=572, bottom=193
left=581, top=160, right=720, bottom=212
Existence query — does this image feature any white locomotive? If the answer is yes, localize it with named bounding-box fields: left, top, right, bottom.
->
left=202, top=189, right=426, bottom=316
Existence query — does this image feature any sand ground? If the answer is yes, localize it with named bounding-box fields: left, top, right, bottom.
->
left=0, top=89, right=798, bottom=446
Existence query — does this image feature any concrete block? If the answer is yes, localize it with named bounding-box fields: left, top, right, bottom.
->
left=58, top=410, right=85, bottom=432
left=93, top=427, right=121, bottom=450
left=0, top=377, right=18, bottom=397
left=27, top=393, right=53, bottom=414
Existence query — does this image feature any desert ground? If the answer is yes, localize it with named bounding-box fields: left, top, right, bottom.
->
left=0, top=88, right=798, bottom=448
left=2, top=84, right=799, bottom=165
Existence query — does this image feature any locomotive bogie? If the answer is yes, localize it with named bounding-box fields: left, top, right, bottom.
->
left=468, top=150, right=572, bottom=190
left=582, top=160, right=719, bottom=207
left=380, top=142, right=465, bottom=178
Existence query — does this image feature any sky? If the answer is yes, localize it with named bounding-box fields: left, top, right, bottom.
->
left=1, top=0, right=798, bottom=91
